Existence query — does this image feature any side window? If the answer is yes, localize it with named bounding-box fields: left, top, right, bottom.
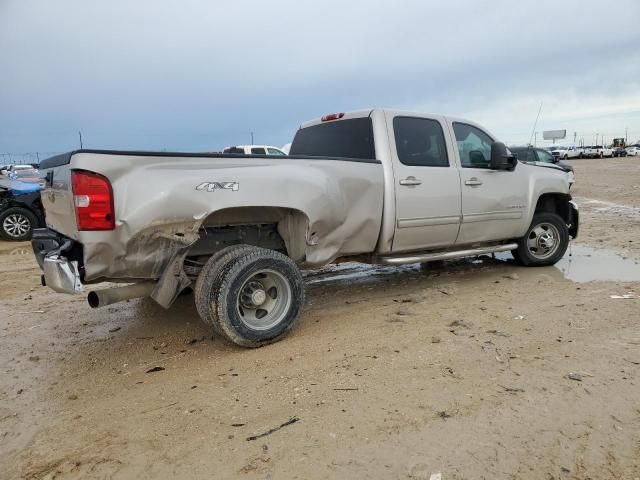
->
left=393, top=117, right=449, bottom=167
left=536, top=149, right=555, bottom=163
left=514, top=148, right=536, bottom=163
left=267, top=148, right=285, bottom=155
left=250, top=147, right=266, bottom=155
left=452, top=122, right=493, bottom=168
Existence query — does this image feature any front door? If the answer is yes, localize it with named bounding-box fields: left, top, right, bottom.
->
left=450, top=121, right=528, bottom=245
left=389, top=114, right=462, bottom=252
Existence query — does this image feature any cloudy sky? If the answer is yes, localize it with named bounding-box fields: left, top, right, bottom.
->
left=1, top=0, right=639, bottom=160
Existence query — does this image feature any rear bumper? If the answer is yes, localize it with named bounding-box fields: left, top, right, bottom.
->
left=31, top=228, right=83, bottom=294
left=42, top=256, right=82, bottom=294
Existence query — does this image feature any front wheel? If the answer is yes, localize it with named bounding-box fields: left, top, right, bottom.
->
left=512, top=213, right=569, bottom=266
left=208, top=246, right=305, bottom=347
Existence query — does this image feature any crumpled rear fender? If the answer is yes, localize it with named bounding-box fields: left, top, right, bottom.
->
left=72, top=154, right=384, bottom=281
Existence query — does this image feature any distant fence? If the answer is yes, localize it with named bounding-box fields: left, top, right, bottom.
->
left=0, top=153, right=62, bottom=165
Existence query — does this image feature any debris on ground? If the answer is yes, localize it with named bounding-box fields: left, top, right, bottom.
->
left=145, top=366, right=165, bottom=373
left=499, top=385, right=524, bottom=393
left=567, top=373, right=583, bottom=381
left=503, top=273, right=520, bottom=280
left=246, top=417, right=299, bottom=441
left=486, top=329, right=511, bottom=337
left=108, top=326, right=121, bottom=333
left=431, top=336, right=441, bottom=344
left=610, top=293, right=636, bottom=299
left=449, top=319, right=473, bottom=329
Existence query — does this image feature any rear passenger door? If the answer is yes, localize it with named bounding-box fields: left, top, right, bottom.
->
left=388, top=113, right=462, bottom=252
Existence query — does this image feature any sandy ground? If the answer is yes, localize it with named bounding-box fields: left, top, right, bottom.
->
left=1, top=158, right=640, bottom=480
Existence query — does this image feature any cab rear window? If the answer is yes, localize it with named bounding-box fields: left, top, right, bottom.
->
left=289, top=118, right=375, bottom=160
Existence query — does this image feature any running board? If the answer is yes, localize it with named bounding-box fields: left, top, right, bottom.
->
left=376, top=243, right=518, bottom=265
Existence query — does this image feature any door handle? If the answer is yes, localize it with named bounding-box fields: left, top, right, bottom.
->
left=464, top=177, right=483, bottom=186
left=399, top=176, right=422, bottom=186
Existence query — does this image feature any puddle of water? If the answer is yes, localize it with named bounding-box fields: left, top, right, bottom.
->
left=553, top=244, right=640, bottom=282
left=306, top=244, right=640, bottom=287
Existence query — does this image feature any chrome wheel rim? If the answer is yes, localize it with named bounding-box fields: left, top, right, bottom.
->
left=236, top=269, right=292, bottom=330
left=3, top=214, right=30, bottom=238
left=527, top=222, right=560, bottom=260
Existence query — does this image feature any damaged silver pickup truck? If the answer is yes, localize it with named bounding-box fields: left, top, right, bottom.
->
left=32, top=108, right=578, bottom=347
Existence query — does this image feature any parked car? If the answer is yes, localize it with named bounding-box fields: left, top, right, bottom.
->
left=613, top=147, right=627, bottom=157
left=9, top=168, right=44, bottom=186
left=32, top=108, right=577, bottom=347
left=0, top=180, right=45, bottom=241
left=510, top=146, right=575, bottom=186
left=550, top=146, right=580, bottom=160
left=625, top=146, right=640, bottom=156
left=222, top=145, right=287, bottom=155
left=583, top=145, right=613, bottom=158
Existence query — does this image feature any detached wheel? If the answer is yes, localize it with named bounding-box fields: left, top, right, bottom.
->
left=512, top=213, right=569, bottom=266
left=213, top=247, right=304, bottom=347
left=0, top=207, right=37, bottom=241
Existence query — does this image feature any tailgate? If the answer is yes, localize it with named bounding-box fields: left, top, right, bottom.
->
left=39, top=153, right=79, bottom=239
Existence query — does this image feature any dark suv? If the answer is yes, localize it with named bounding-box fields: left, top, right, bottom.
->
left=510, top=146, right=574, bottom=186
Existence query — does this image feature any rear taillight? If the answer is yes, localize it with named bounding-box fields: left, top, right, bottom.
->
left=71, top=170, right=115, bottom=231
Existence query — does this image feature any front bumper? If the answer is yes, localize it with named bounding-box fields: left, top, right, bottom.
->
left=568, top=201, right=579, bottom=239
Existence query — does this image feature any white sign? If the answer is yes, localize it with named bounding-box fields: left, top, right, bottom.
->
left=543, top=130, right=566, bottom=140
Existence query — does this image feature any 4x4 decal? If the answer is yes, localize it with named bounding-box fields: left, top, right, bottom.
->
left=195, top=182, right=239, bottom=192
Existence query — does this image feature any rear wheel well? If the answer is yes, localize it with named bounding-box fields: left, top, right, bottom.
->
left=183, top=207, right=309, bottom=278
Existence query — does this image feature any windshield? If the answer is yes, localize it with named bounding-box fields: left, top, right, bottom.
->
left=14, top=169, right=38, bottom=178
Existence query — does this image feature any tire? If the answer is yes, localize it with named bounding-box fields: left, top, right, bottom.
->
left=0, top=207, right=38, bottom=241
left=212, top=247, right=305, bottom=347
left=564, top=155, right=568, bottom=160
left=599, top=152, right=603, bottom=159
left=194, top=244, right=255, bottom=334
left=512, top=212, right=569, bottom=267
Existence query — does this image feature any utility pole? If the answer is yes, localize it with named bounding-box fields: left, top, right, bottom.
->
left=78, top=131, right=83, bottom=149
left=626, top=127, right=628, bottom=144
left=529, top=101, right=543, bottom=146
left=573, top=132, right=577, bottom=145
left=250, top=132, right=254, bottom=145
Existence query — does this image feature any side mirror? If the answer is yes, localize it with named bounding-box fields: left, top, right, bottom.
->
left=490, top=142, right=516, bottom=171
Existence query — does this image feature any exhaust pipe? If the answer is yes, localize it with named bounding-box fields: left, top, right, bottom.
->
left=88, top=282, right=156, bottom=308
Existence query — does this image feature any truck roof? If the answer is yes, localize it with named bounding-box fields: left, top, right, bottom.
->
left=298, top=108, right=498, bottom=144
